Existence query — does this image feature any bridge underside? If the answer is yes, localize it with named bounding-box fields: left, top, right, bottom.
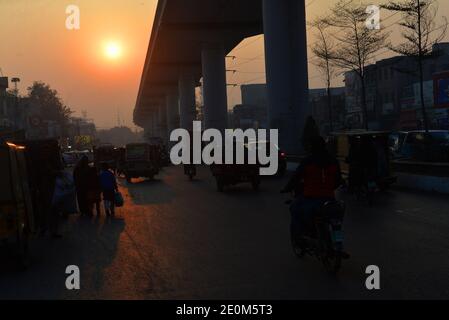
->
left=135, top=0, right=309, bottom=154
left=134, top=0, right=263, bottom=126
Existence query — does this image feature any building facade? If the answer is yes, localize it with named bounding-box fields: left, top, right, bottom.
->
left=344, top=42, right=449, bottom=130
left=309, top=87, right=346, bottom=135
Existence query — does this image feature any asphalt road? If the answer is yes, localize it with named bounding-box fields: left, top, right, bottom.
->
left=1, top=165, right=449, bottom=299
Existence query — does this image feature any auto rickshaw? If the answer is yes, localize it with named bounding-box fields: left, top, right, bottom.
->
left=123, top=143, right=160, bottom=183
left=210, top=142, right=261, bottom=192
left=0, top=142, right=35, bottom=267
left=328, top=130, right=397, bottom=192
left=211, top=163, right=261, bottom=192
left=93, top=144, right=117, bottom=172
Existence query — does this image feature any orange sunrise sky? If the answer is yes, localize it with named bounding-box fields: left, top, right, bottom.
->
left=1, top=0, right=448, bottom=128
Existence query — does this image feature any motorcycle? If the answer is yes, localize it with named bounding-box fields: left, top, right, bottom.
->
left=285, top=195, right=347, bottom=274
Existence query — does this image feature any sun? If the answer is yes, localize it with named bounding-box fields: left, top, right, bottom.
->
left=104, top=42, right=122, bottom=59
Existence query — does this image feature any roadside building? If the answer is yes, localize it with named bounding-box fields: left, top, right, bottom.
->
left=344, top=42, right=449, bottom=130
left=231, top=104, right=267, bottom=129
left=0, top=77, right=30, bottom=139
left=231, top=84, right=269, bottom=129
left=234, top=83, right=345, bottom=133
left=309, top=87, right=346, bottom=135
left=65, top=117, right=97, bottom=150
left=241, top=84, right=268, bottom=110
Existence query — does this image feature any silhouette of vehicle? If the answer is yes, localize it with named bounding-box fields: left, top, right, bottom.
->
left=123, top=143, right=160, bottom=183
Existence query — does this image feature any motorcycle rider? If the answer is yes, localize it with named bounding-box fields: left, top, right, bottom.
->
left=282, top=136, right=343, bottom=252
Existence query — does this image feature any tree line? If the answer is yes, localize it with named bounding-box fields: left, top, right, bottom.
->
left=9, top=81, right=74, bottom=135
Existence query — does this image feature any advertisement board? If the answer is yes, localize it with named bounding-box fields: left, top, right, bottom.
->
left=434, top=71, right=449, bottom=108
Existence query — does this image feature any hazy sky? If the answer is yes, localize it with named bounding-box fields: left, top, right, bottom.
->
left=1, top=0, right=448, bottom=128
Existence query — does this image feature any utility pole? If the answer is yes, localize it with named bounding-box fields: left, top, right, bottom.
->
left=117, top=108, right=122, bottom=127
left=11, top=77, right=20, bottom=130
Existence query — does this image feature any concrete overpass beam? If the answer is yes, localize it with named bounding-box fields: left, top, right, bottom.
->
left=201, top=43, right=228, bottom=132
left=178, top=70, right=197, bottom=131
left=263, top=0, right=309, bottom=154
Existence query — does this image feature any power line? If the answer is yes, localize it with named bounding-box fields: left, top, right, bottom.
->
left=231, top=35, right=264, bottom=53
left=228, top=53, right=265, bottom=68
left=234, top=70, right=266, bottom=75
left=227, top=6, right=405, bottom=89
left=237, top=75, right=267, bottom=86
left=307, top=6, right=400, bottom=50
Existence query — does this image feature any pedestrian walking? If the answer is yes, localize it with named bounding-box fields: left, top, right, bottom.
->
left=99, top=162, right=118, bottom=217
left=73, top=155, right=90, bottom=216
left=87, top=165, right=102, bottom=216
left=50, top=167, right=76, bottom=238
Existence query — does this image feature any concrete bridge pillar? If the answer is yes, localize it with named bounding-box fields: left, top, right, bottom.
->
left=201, top=43, right=228, bottom=132
left=151, top=110, right=158, bottom=138
left=166, top=92, right=180, bottom=143
left=166, top=92, right=180, bottom=132
left=263, top=0, right=309, bottom=154
left=144, top=117, right=153, bottom=142
left=146, top=113, right=154, bottom=138
left=178, top=70, right=197, bottom=131
left=158, top=104, right=168, bottom=144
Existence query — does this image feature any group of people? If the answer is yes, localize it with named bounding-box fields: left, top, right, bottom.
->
left=40, top=155, right=119, bottom=239
left=73, top=156, right=119, bottom=218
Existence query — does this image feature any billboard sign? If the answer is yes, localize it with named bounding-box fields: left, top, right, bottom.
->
left=434, top=71, right=449, bottom=108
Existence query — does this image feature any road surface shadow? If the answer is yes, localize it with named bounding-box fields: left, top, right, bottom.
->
left=65, top=215, right=125, bottom=299
left=123, top=178, right=176, bottom=205
left=0, top=214, right=125, bottom=299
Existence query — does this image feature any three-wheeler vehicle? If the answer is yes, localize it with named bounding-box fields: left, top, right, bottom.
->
left=328, top=130, right=397, bottom=203
left=93, top=144, right=117, bottom=172
left=211, top=163, right=261, bottom=192
left=123, top=143, right=160, bottom=183
left=210, top=143, right=261, bottom=192
left=0, top=142, right=35, bottom=267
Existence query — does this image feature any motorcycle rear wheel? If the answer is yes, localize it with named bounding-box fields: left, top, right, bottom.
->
left=316, top=226, right=342, bottom=274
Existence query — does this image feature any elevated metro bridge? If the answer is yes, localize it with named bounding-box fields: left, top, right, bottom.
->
left=134, top=0, right=310, bottom=154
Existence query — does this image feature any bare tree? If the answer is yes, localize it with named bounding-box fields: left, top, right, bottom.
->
left=310, top=17, right=338, bottom=133
left=326, top=0, right=390, bottom=130
left=381, top=0, right=448, bottom=132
